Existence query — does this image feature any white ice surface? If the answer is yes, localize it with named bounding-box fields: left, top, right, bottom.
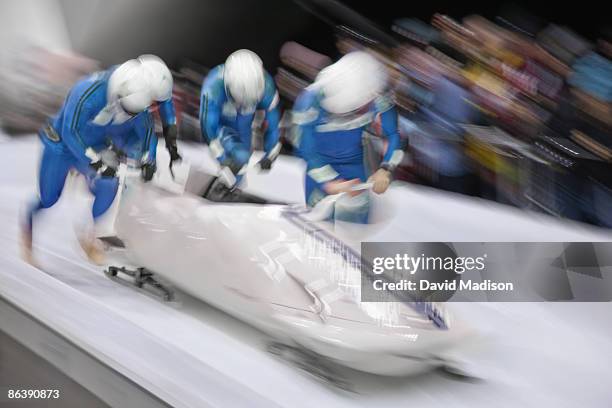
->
left=1, top=136, right=612, bottom=408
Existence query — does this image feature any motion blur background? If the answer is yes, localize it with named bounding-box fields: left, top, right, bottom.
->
left=0, top=0, right=610, bottom=227
left=0, top=2, right=611, bottom=407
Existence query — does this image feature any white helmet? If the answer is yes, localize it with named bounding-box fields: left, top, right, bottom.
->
left=107, top=54, right=172, bottom=116
left=316, top=51, right=387, bottom=114
left=138, top=54, right=173, bottom=102
left=108, top=58, right=154, bottom=115
left=223, top=49, right=265, bottom=108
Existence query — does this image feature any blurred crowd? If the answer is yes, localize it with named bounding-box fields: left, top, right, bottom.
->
left=172, top=12, right=611, bottom=228
left=0, top=46, right=99, bottom=134
left=1, top=8, right=610, bottom=228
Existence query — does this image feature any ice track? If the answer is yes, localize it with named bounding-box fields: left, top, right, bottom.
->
left=1, top=136, right=611, bottom=407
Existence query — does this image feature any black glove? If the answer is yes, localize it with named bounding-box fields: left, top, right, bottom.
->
left=163, top=124, right=182, bottom=163
left=141, top=161, right=157, bottom=182
left=167, top=143, right=182, bottom=163
left=258, top=157, right=273, bottom=171
left=90, top=160, right=116, bottom=178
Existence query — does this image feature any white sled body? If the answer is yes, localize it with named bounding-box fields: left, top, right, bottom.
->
left=114, top=147, right=612, bottom=376
left=115, top=166, right=471, bottom=376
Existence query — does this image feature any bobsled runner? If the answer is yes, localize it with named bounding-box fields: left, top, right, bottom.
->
left=107, top=155, right=472, bottom=378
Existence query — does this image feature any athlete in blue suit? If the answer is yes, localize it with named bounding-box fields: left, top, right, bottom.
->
left=23, top=55, right=180, bottom=265
left=293, top=51, right=403, bottom=223
left=200, top=49, right=281, bottom=187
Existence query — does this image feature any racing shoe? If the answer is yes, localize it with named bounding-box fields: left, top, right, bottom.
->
left=77, top=233, right=106, bottom=265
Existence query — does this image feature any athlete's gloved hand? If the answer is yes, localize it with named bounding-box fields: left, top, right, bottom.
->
left=88, top=147, right=119, bottom=178
left=90, top=160, right=117, bottom=178
left=167, top=143, right=182, bottom=163
left=218, top=166, right=237, bottom=189
left=257, top=157, right=273, bottom=172
left=323, top=178, right=361, bottom=196
left=368, top=168, right=391, bottom=194
left=164, top=124, right=182, bottom=164
left=141, top=161, right=157, bottom=182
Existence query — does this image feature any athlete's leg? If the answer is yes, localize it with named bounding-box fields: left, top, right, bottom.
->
left=73, top=163, right=119, bottom=264
left=89, top=176, right=120, bottom=220
left=27, top=147, right=74, bottom=225
left=22, top=145, right=73, bottom=263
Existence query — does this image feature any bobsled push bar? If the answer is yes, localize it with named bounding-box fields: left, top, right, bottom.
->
left=105, top=266, right=174, bottom=301
left=202, top=176, right=285, bottom=205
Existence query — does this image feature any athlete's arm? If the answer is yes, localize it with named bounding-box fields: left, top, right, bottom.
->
left=376, top=95, right=404, bottom=170
left=258, top=73, right=282, bottom=163
left=61, top=80, right=105, bottom=166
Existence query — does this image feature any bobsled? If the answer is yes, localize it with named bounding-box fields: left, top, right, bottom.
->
left=110, top=152, right=473, bottom=378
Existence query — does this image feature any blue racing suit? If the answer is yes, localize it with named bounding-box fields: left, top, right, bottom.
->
left=293, top=85, right=403, bottom=222
left=26, top=67, right=176, bottom=230
left=199, top=65, right=281, bottom=180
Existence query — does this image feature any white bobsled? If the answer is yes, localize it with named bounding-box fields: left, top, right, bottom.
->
left=112, top=153, right=473, bottom=377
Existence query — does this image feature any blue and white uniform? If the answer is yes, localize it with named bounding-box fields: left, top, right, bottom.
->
left=199, top=65, right=281, bottom=177
left=293, top=86, right=403, bottom=209
left=26, top=66, right=176, bottom=230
